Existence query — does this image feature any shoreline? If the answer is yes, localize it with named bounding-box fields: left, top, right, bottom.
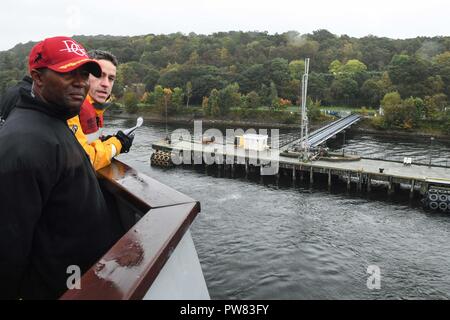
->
left=350, top=126, right=450, bottom=141
left=105, top=112, right=450, bottom=142
left=105, top=112, right=305, bottom=129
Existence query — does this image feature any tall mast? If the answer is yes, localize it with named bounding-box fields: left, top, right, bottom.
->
left=300, top=58, right=310, bottom=153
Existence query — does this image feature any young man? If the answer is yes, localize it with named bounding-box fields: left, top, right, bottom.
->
left=0, top=36, right=123, bottom=299
left=67, top=50, right=133, bottom=170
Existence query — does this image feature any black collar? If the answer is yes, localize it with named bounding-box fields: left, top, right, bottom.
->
left=16, top=88, right=79, bottom=121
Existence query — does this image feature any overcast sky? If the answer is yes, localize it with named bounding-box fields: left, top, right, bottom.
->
left=1, top=0, right=449, bottom=51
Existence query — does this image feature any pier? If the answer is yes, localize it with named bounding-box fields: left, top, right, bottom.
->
left=152, top=138, right=450, bottom=199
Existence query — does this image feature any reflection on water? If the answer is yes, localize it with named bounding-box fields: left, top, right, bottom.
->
left=104, top=119, right=450, bottom=299
left=327, top=131, right=450, bottom=167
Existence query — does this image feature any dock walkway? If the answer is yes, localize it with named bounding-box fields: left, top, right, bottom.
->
left=153, top=139, right=450, bottom=196
left=280, top=114, right=361, bottom=151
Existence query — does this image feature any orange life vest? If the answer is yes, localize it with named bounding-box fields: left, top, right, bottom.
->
left=79, top=95, right=106, bottom=143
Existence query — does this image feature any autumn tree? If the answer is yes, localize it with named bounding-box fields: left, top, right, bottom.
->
left=202, top=96, right=209, bottom=114
left=163, top=88, right=173, bottom=116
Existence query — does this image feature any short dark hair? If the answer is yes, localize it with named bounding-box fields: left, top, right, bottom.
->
left=88, top=50, right=118, bottom=67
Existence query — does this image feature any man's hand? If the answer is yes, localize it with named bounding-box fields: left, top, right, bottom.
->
left=100, top=135, right=113, bottom=142
left=115, top=130, right=134, bottom=153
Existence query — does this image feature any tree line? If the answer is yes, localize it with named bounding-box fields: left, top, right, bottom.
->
left=1, top=30, right=449, bottom=126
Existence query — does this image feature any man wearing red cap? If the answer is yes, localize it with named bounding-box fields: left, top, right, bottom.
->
left=0, top=36, right=123, bottom=299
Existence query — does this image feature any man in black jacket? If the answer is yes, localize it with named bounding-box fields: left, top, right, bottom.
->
left=0, top=36, right=124, bottom=299
left=0, top=75, right=32, bottom=125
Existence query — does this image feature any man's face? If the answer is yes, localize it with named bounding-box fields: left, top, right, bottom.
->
left=34, top=67, right=90, bottom=115
left=88, top=59, right=116, bottom=103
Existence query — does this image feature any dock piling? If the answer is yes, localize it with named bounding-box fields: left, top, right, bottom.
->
left=388, top=177, right=394, bottom=195
left=347, top=172, right=351, bottom=191
left=357, top=173, right=362, bottom=192
left=328, top=170, right=332, bottom=190
left=410, top=179, right=415, bottom=199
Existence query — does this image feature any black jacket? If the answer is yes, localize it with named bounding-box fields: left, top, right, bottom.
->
left=0, top=76, right=32, bottom=122
left=0, top=89, right=123, bottom=299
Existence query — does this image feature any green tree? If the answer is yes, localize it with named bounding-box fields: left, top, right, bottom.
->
left=123, top=91, right=139, bottom=114
left=307, top=98, right=322, bottom=121
left=424, top=75, right=444, bottom=96
left=381, top=91, right=402, bottom=108
left=330, top=75, right=359, bottom=106
left=388, top=54, right=430, bottom=97
left=338, top=40, right=362, bottom=62
left=424, top=94, right=448, bottom=120
left=268, top=58, right=290, bottom=91
left=400, top=97, right=422, bottom=128
left=341, top=59, right=367, bottom=74
left=2, top=30, right=450, bottom=116
left=269, top=81, right=279, bottom=109
left=118, top=62, right=147, bottom=86
left=219, top=83, right=241, bottom=115
left=308, top=72, right=332, bottom=103
left=433, top=51, right=450, bottom=96
left=187, top=51, right=200, bottom=65
left=361, top=78, right=385, bottom=107
left=381, top=91, right=405, bottom=128
left=153, top=85, right=165, bottom=111
left=329, top=60, right=342, bottom=75
left=142, top=68, right=160, bottom=92
left=171, top=87, right=184, bottom=110
left=341, top=59, right=369, bottom=86
left=288, top=60, right=305, bottom=80
left=246, top=91, right=260, bottom=108
left=186, top=81, right=192, bottom=108
left=240, top=64, right=267, bottom=93
left=208, top=89, right=220, bottom=117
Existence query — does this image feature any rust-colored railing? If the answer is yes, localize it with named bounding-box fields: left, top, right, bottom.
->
left=60, top=160, right=200, bottom=300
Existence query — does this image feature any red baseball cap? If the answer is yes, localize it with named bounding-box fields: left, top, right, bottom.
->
left=28, top=36, right=101, bottom=77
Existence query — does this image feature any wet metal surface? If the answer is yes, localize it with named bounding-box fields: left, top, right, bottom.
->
left=61, top=159, right=200, bottom=300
